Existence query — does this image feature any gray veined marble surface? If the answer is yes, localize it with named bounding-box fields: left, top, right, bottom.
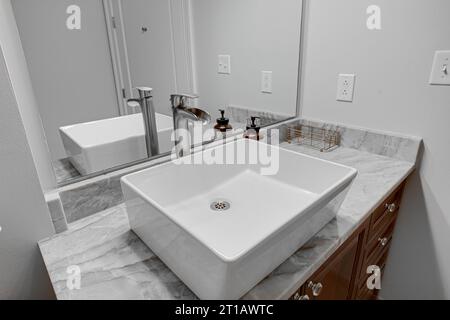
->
left=53, top=158, right=81, bottom=184
left=226, top=105, right=293, bottom=126
left=45, top=192, right=68, bottom=234
left=39, top=205, right=196, bottom=300
left=60, top=176, right=124, bottom=224
left=39, top=141, right=417, bottom=300
left=283, top=118, right=422, bottom=163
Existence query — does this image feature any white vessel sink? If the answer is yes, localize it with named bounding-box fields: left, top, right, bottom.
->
left=121, top=139, right=357, bottom=299
left=60, top=113, right=174, bottom=175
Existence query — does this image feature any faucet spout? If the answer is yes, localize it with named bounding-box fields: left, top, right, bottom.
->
left=170, top=93, right=199, bottom=110
left=170, top=94, right=211, bottom=158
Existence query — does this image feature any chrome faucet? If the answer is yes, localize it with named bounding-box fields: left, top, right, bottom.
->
left=170, top=94, right=211, bottom=157
left=127, top=87, right=159, bottom=157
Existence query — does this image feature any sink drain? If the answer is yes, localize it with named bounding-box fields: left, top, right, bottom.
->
left=210, top=200, right=231, bottom=212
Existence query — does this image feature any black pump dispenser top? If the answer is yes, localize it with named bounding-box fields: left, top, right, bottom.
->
left=216, top=109, right=230, bottom=126
left=246, top=116, right=261, bottom=131
left=244, top=116, right=262, bottom=141
left=214, top=109, right=232, bottom=133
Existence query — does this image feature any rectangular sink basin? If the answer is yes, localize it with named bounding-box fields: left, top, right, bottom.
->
left=121, top=139, right=357, bottom=299
left=60, top=113, right=174, bottom=175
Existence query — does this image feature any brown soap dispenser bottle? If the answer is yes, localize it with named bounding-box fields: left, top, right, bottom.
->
left=214, top=109, right=233, bottom=133
left=244, top=116, right=263, bottom=141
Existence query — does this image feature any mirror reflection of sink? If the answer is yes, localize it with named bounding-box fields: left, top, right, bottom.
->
left=59, top=113, right=215, bottom=175
left=121, top=139, right=357, bottom=299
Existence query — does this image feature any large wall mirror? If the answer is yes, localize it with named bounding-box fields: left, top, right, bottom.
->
left=12, top=0, right=303, bottom=186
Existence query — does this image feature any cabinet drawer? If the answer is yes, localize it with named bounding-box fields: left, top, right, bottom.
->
left=366, top=219, right=396, bottom=266
left=358, top=247, right=389, bottom=296
left=291, top=232, right=362, bottom=301
left=368, top=185, right=404, bottom=241
left=357, top=264, right=386, bottom=300
left=367, top=211, right=398, bottom=245
left=289, top=180, right=408, bottom=301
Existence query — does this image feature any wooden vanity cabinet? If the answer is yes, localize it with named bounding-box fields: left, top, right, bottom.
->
left=290, top=182, right=406, bottom=301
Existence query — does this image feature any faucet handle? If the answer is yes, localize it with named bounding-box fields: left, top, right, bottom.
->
left=171, top=93, right=198, bottom=100
left=135, top=87, right=153, bottom=99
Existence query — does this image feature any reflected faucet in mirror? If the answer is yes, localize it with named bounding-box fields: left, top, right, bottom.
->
left=127, top=87, right=160, bottom=158
left=170, top=94, right=211, bottom=158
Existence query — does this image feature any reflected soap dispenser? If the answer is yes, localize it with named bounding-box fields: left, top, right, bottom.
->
left=214, top=109, right=233, bottom=133
left=244, top=116, right=263, bottom=141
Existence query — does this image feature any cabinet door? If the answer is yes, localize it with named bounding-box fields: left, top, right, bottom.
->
left=304, top=236, right=359, bottom=300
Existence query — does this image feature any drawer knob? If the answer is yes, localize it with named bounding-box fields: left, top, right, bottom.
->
left=385, top=203, right=397, bottom=213
left=294, top=293, right=310, bottom=300
left=308, top=281, right=323, bottom=297
left=378, top=237, right=388, bottom=247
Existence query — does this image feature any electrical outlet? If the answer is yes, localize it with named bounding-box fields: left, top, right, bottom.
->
left=337, top=74, right=356, bottom=102
left=218, top=55, right=231, bottom=74
left=261, top=71, right=273, bottom=93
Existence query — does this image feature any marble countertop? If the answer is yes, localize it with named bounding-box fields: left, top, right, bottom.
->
left=38, top=142, right=416, bottom=300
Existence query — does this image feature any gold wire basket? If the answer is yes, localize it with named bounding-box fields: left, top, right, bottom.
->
left=285, top=124, right=340, bottom=152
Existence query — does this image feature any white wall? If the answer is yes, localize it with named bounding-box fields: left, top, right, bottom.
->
left=0, top=34, right=55, bottom=299
left=192, top=0, right=302, bottom=117
left=12, top=0, right=120, bottom=161
left=301, top=0, right=450, bottom=299
left=0, top=0, right=56, bottom=191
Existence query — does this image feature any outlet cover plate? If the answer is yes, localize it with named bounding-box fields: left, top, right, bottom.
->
left=218, top=55, right=231, bottom=75
left=430, top=50, right=450, bottom=85
left=261, top=71, right=273, bottom=93
left=337, top=74, right=356, bottom=102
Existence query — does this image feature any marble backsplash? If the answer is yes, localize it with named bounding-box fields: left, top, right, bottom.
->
left=226, top=105, right=293, bottom=126
left=45, top=192, right=68, bottom=233
left=278, top=118, right=422, bottom=164
left=59, top=176, right=124, bottom=224
left=53, top=158, right=81, bottom=185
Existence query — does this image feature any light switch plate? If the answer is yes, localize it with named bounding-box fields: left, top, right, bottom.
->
left=337, top=74, right=356, bottom=102
left=261, top=71, right=273, bottom=93
left=218, top=55, right=231, bottom=74
left=430, top=50, right=450, bottom=85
